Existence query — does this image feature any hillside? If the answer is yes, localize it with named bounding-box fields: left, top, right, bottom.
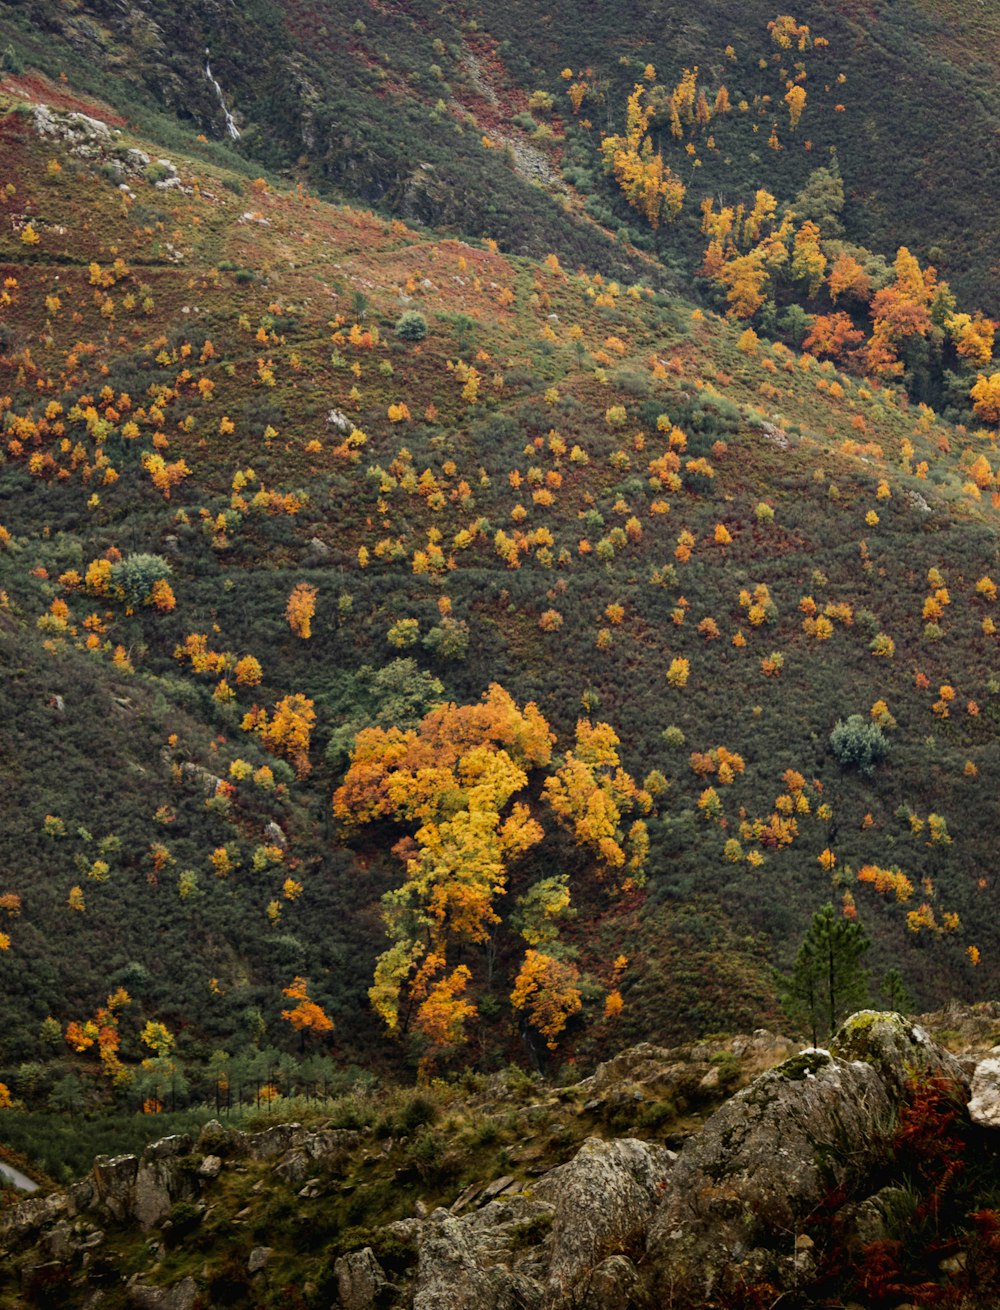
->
left=2, top=0, right=999, bottom=312
left=4, top=1009, right=1000, bottom=1310
left=0, top=0, right=999, bottom=1144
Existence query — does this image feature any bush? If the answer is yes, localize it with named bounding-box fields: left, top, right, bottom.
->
left=394, top=311, right=428, bottom=341
left=2, top=45, right=24, bottom=75
left=110, top=553, right=171, bottom=609
left=830, top=715, right=889, bottom=776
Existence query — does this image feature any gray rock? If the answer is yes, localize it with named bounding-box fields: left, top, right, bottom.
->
left=240, top=1123, right=307, bottom=1161
left=841, top=1185, right=915, bottom=1250
left=643, top=1014, right=970, bottom=1307
left=264, top=821, right=287, bottom=849
left=32, top=105, right=113, bottom=152
left=831, top=1011, right=969, bottom=1098
left=645, top=1050, right=892, bottom=1305
left=134, top=1137, right=196, bottom=1230
left=121, top=148, right=150, bottom=173
left=0, top=1191, right=69, bottom=1245
left=248, top=1245, right=271, bottom=1273
left=968, top=1055, right=1000, bottom=1128
left=126, top=1276, right=198, bottom=1309
left=576, top=1254, right=637, bottom=1310
left=533, top=1137, right=674, bottom=1307
left=197, top=1155, right=221, bottom=1179
left=92, top=1154, right=139, bottom=1223
left=413, top=1198, right=550, bottom=1310
left=180, top=761, right=225, bottom=796
left=335, top=1246, right=387, bottom=1309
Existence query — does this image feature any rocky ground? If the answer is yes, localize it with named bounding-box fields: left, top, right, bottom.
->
left=4, top=1006, right=1000, bottom=1308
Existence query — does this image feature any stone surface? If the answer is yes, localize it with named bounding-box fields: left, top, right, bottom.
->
left=968, top=1054, right=1000, bottom=1128
left=533, top=1137, right=674, bottom=1307
left=92, top=1154, right=139, bottom=1223
left=643, top=1014, right=970, bottom=1307
left=334, top=1246, right=387, bottom=1309
left=197, top=1155, right=222, bottom=1179
left=134, top=1136, right=195, bottom=1231
left=126, top=1277, right=198, bottom=1310
left=412, top=1197, right=551, bottom=1310
left=248, top=1245, right=272, bottom=1273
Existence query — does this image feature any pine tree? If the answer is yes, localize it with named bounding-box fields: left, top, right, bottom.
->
left=786, top=902, right=870, bottom=1045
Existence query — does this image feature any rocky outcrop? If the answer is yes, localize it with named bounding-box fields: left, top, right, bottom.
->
left=412, top=1194, right=552, bottom=1310
left=133, top=1135, right=197, bottom=1230
left=126, top=1276, right=199, bottom=1310
left=643, top=1012, right=971, bottom=1307
left=335, top=1246, right=388, bottom=1310
left=31, top=104, right=114, bottom=156
left=968, top=1055, right=1000, bottom=1128
left=575, top=1030, right=798, bottom=1118
left=533, top=1137, right=674, bottom=1307
left=407, top=1136, right=674, bottom=1310
left=0, top=1014, right=986, bottom=1309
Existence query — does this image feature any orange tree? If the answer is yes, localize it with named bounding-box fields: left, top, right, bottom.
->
left=333, top=684, right=652, bottom=1057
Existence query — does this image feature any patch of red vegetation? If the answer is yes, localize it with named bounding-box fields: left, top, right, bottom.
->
left=1, top=71, right=127, bottom=126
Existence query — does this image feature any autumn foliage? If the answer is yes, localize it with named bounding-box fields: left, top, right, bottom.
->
left=334, top=685, right=649, bottom=1053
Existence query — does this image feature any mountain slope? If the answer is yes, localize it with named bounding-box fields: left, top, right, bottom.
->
left=0, top=3, right=998, bottom=1118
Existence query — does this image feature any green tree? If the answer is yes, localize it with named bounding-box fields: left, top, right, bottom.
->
left=792, top=164, right=845, bottom=237
left=394, top=310, right=428, bottom=341
left=830, top=714, right=889, bottom=776
left=786, top=902, right=870, bottom=1046
left=110, top=553, right=172, bottom=610
left=880, top=966, right=914, bottom=1015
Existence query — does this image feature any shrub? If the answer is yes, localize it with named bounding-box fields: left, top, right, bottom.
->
left=830, top=714, right=889, bottom=775
left=394, top=311, right=428, bottom=341
left=2, top=45, right=24, bottom=75
left=110, top=554, right=171, bottom=609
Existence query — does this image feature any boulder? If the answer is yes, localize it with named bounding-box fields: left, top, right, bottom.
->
left=334, top=1246, right=387, bottom=1309
left=133, top=1136, right=195, bottom=1230
left=197, top=1155, right=222, bottom=1179
left=92, top=1154, right=139, bottom=1223
left=575, top=1254, right=637, bottom=1310
left=412, top=1198, right=551, bottom=1310
left=248, top=1245, right=271, bottom=1273
left=643, top=1014, right=970, bottom=1307
left=31, top=105, right=113, bottom=155
left=533, top=1137, right=674, bottom=1307
left=831, top=1011, right=969, bottom=1097
left=127, top=1276, right=199, bottom=1310
left=968, top=1055, right=1000, bottom=1128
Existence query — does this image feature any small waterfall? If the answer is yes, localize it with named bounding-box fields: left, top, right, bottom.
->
left=204, top=54, right=240, bottom=140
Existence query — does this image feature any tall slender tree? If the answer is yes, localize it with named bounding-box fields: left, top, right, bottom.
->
left=786, top=902, right=870, bottom=1045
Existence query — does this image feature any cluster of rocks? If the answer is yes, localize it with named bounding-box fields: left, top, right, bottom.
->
left=0, top=1122, right=360, bottom=1307
left=27, top=103, right=185, bottom=199
left=5, top=1011, right=1000, bottom=1309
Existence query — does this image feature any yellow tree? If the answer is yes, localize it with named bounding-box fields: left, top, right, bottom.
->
left=334, top=687, right=649, bottom=1052
left=281, top=977, right=334, bottom=1038
left=511, top=950, right=583, bottom=1049
left=946, top=313, right=995, bottom=366
left=971, top=373, right=1000, bottom=424
left=286, top=583, right=318, bottom=638
left=242, top=694, right=316, bottom=777
left=601, top=85, right=685, bottom=229
left=784, top=84, right=806, bottom=129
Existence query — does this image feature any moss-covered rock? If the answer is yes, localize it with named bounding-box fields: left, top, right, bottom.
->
left=831, top=1010, right=970, bottom=1098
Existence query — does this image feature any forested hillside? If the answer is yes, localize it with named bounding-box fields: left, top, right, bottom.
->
left=0, top=0, right=999, bottom=1147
